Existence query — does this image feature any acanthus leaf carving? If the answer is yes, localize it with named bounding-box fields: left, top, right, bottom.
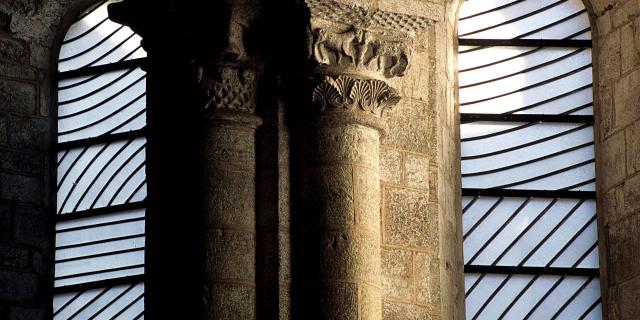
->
left=312, top=75, right=400, bottom=117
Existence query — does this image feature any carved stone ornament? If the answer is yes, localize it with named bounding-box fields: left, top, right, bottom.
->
left=305, top=0, right=436, bottom=78
left=312, top=75, right=401, bottom=117
left=312, top=27, right=411, bottom=77
left=200, top=66, right=257, bottom=113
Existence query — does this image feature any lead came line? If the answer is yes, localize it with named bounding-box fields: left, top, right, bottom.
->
left=463, top=197, right=504, bottom=240
left=462, top=142, right=593, bottom=177
left=459, top=0, right=527, bottom=21
left=461, top=64, right=591, bottom=106
left=467, top=198, right=531, bottom=265
left=459, top=0, right=569, bottom=37
left=462, top=124, right=592, bottom=160
left=86, top=283, right=137, bottom=320
left=67, top=287, right=110, bottom=320
left=490, top=198, right=558, bottom=266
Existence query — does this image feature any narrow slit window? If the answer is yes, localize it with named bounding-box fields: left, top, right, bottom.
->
left=53, top=1, right=147, bottom=318
left=458, top=0, right=602, bottom=319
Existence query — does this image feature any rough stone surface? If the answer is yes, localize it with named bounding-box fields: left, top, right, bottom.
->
left=380, top=147, right=402, bottom=184
left=381, top=247, right=412, bottom=301
left=405, top=153, right=430, bottom=190
left=595, top=0, right=640, bottom=317
left=382, top=300, right=432, bottom=320
left=383, top=187, right=437, bottom=251
left=0, top=79, right=36, bottom=115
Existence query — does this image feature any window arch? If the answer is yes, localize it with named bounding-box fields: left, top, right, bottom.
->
left=52, top=0, right=148, bottom=318
left=457, top=0, right=601, bottom=319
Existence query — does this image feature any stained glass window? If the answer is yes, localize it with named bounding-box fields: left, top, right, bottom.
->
left=458, top=0, right=601, bottom=319
left=53, top=1, right=147, bottom=318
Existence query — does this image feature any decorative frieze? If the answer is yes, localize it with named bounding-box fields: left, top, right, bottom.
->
left=312, top=75, right=400, bottom=117
left=305, top=0, right=436, bottom=34
left=312, top=27, right=411, bottom=77
left=305, top=0, right=435, bottom=78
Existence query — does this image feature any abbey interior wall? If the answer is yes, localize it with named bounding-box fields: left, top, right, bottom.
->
left=0, top=0, right=639, bottom=319
left=374, top=1, right=464, bottom=319
left=0, top=0, right=71, bottom=318
left=591, top=0, right=640, bottom=319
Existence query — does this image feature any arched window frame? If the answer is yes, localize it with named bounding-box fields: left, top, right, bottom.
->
left=52, top=0, right=148, bottom=317
left=456, top=0, right=602, bottom=319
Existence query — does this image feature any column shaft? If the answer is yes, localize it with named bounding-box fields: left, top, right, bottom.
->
left=202, top=111, right=261, bottom=319
left=302, top=114, right=385, bottom=320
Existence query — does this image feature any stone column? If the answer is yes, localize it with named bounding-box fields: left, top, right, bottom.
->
left=300, top=75, right=400, bottom=319
left=296, top=1, right=434, bottom=318
left=199, top=65, right=261, bottom=319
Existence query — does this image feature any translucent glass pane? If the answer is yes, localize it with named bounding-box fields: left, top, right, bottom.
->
left=58, top=0, right=146, bottom=72
left=462, top=196, right=598, bottom=268
left=465, top=274, right=601, bottom=320
left=461, top=122, right=595, bottom=191
left=57, top=67, right=147, bottom=143
left=459, top=0, right=591, bottom=40
left=459, top=47, right=593, bottom=115
left=460, top=63, right=592, bottom=115
left=54, top=210, right=145, bottom=287
left=54, top=0, right=146, bottom=316
left=56, top=138, right=147, bottom=214
left=53, top=282, right=145, bottom=319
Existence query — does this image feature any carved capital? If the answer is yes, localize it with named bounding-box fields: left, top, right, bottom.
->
left=200, top=66, right=258, bottom=114
left=305, top=0, right=435, bottom=78
left=312, top=27, right=413, bottom=78
left=312, top=75, right=400, bottom=118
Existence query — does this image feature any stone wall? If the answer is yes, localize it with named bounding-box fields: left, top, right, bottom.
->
left=6, top=0, right=640, bottom=319
left=591, top=0, right=640, bottom=319
left=376, top=1, right=464, bottom=319
left=0, top=0, right=81, bottom=318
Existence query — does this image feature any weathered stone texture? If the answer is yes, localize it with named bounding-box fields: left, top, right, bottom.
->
left=608, top=274, right=640, bottom=320
left=381, top=247, right=413, bottom=301
left=601, top=130, right=626, bottom=190
left=0, top=79, right=36, bottom=114
left=382, top=99, right=434, bottom=154
left=595, top=0, right=640, bottom=318
left=383, top=300, right=433, bottom=320
left=383, top=187, right=437, bottom=251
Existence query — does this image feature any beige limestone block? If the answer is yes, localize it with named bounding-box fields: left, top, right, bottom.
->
left=309, top=164, right=356, bottom=226
left=380, top=148, right=403, bottom=184
left=383, top=187, right=438, bottom=251
left=607, top=213, right=640, bottom=285
left=602, top=131, right=626, bottom=190
left=381, top=247, right=413, bottom=301
left=354, top=164, right=382, bottom=228
left=314, top=124, right=381, bottom=167
left=382, top=100, right=434, bottom=154
left=414, top=252, right=440, bottom=306
left=614, top=67, right=640, bottom=129
left=320, top=227, right=381, bottom=283
left=625, top=120, right=640, bottom=175
left=382, top=300, right=432, bottom=320
left=360, top=283, right=383, bottom=319
left=623, top=172, right=640, bottom=214
left=598, top=29, right=621, bottom=86
left=405, top=153, right=430, bottom=190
